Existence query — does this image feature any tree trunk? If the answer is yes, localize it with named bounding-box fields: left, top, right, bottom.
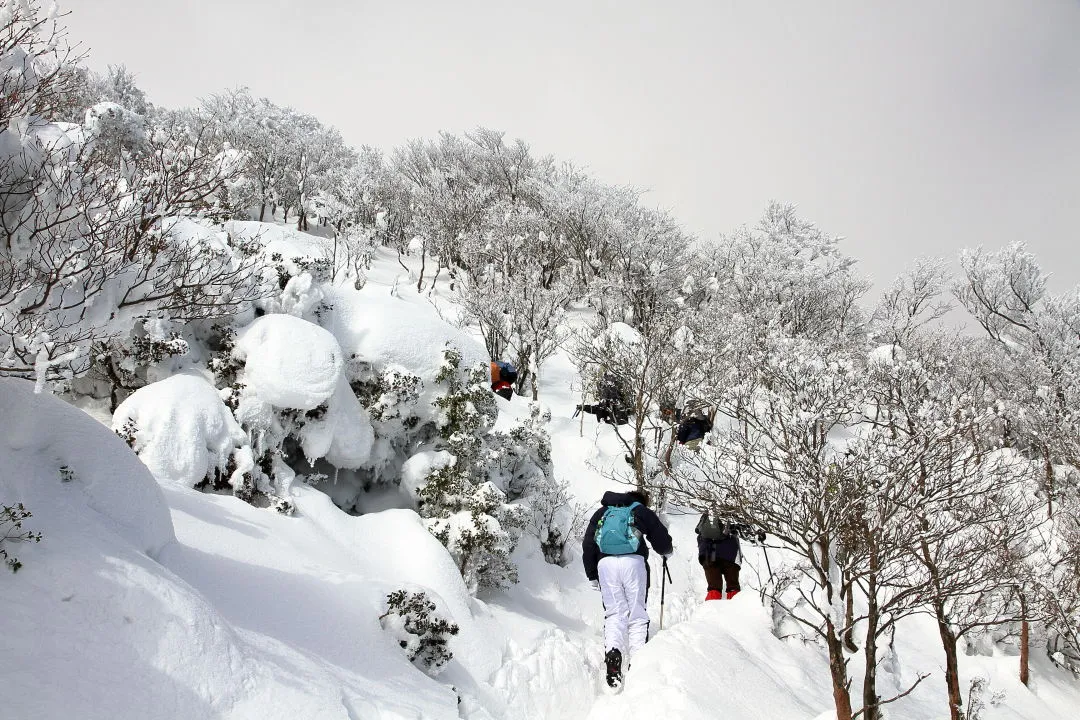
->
left=259, top=202, right=266, bottom=222
left=1019, top=591, right=1030, bottom=686
left=531, top=371, right=538, bottom=401
left=416, top=246, right=427, bottom=293
left=826, top=620, right=854, bottom=720
left=633, top=419, right=646, bottom=490
left=821, top=539, right=853, bottom=720
left=934, top=603, right=963, bottom=720
left=844, top=587, right=858, bottom=653
left=862, top=577, right=882, bottom=720
left=1043, top=446, right=1054, bottom=519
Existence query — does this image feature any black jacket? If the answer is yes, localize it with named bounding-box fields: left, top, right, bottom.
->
left=582, top=491, right=674, bottom=581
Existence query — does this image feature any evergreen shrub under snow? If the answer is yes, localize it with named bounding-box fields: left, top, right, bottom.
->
left=379, top=589, right=459, bottom=676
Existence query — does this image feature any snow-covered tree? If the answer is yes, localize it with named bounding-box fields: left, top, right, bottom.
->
left=1, top=21, right=264, bottom=386
left=413, top=347, right=525, bottom=594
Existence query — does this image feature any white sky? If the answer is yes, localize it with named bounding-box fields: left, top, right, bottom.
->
left=64, top=0, right=1080, bottom=294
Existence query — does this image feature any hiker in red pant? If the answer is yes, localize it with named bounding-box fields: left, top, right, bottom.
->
left=695, top=511, right=741, bottom=600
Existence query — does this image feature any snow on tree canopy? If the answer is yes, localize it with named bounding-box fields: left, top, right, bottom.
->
left=234, top=314, right=344, bottom=410
left=868, top=343, right=907, bottom=367
left=112, top=373, right=253, bottom=490
left=0, top=377, right=174, bottom=556
left=84, top=101, right=145, bottom=147
left=604, top=321, right=642, bottom=346
left=299, top=376, right=374, bottom=469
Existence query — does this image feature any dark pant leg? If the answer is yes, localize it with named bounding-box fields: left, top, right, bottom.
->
left=701, top=558, right=741, bottom=592
left=719, top=558, right=741, bottom=592
left=700, top=559, right=726, bottom=591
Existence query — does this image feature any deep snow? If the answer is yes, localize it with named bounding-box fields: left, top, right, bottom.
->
left=2, top=224, right=1079, bottom=720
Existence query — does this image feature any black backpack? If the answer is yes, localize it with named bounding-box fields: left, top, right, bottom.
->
left=696, top=514, right=734, bottom=541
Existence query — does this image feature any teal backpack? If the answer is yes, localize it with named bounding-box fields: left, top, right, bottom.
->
left=595, top=502, right=642, bottom=555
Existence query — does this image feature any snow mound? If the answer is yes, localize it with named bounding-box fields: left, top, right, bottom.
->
left=0, top=377, right=173, bottom=556
left=589, top=595, right=833, bottom=720
left=325, top=285, right=488, bottom=387
left=226, top=219, right=327, bottom=259
left=234, top=314, right=343, bottom=410
left=113, top=373, right=253, bottom=489
left=0, top=377, right=461, bottom=720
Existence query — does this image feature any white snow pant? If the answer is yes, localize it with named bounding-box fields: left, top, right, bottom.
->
left=598, top=554, right=649, bottom=658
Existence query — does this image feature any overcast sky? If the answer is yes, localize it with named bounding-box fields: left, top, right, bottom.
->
left=64, top=0, right=1080, bottom=294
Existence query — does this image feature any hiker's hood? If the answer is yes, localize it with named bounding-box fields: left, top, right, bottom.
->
left=601, top=490, right=640, bottom=507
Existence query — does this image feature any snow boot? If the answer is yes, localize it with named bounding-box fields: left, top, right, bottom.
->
left=604, top=648, right=623, bottom=687
left=726, top=590, right=739, bottom=600
left=705, top=589, right=723, bottom=601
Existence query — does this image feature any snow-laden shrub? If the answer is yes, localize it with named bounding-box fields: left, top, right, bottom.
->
left=223, top=313, right=374, bottom=510
left=525, top=474, right=589, bottom=567
left=83, top=319, right=191, bottom=412
left=411, top=347, right=526, bottom=593
left=485, top=402, right=552, bottom=501
left=415, top=347, right=497, bottom=518
left=965, top=677, right=1005, bottom=720
left=429, top=483, right=526, bottom=595
left=112, top=374, right=256, bottom=498
left=379, top=589, right=459, bottom=676
left=1, top=502, right=42, bottom=573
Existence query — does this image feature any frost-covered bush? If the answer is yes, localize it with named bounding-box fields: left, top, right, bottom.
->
left=525, top=474, right=588, bottom=567
left=429, top=483, right=526, bottom=594
left=485, top=402, right=553, bottom=501
left=112, top=373, right=257, bottom=498
left=1, top=503, right=42, bottom=573
left=379, top=589, right=459, bottom=675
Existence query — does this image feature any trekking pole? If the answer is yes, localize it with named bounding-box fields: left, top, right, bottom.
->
left=659, top=556, right=674, bottom=629
left=762, top=544, right=774, bottom=583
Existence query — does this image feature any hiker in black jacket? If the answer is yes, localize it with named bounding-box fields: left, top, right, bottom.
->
left=696, top=511, right=742, bottom=600
left=582, top=489, right=673, bottom=687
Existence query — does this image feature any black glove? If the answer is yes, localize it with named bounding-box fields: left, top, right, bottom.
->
left=757, top=530, right=766, bottom=543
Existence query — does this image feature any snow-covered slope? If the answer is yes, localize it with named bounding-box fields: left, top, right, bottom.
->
left=3, top=225, right=1079, bottom=720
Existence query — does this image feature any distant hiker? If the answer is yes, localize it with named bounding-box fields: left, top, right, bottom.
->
left=695, top=511, right=742, bottom=600
left=574, top=372, right=630, bottom=426
left=676, top=413, right=712, bottom=451
left=490, top=360, right=517, bottom=401
left=661, top=408, right=712, bottom=469
left=582, top=489, right=673, bottom=687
